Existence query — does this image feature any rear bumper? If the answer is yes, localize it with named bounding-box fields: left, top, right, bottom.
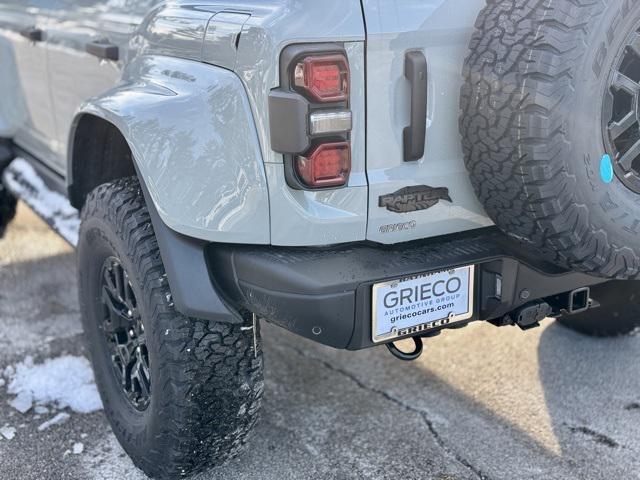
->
left=207, top=227, right=606, bottom=350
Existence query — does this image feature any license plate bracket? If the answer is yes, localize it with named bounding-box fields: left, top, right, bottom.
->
left=371, top=265, right=475, bottom=343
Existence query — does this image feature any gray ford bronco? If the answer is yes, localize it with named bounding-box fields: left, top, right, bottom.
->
left=1, top=0, right=640, bottom=477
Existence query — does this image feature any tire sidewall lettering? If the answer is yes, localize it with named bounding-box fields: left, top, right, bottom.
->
left=592, top=0, right=633, bottom=77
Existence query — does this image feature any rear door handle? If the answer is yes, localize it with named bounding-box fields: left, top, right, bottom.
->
left=20, top=27, right=43, bottom=42
left=403, top=51, right=428, bottom=162
left=86, top=40, right=119, bottom=61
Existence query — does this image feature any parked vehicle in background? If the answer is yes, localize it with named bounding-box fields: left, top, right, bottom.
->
left=1, top=0, right=639, bottom=477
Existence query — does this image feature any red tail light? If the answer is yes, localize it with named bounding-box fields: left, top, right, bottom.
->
left=295, top=142, right=351, bottom=188
left=294, top=54, right=350, bottom=102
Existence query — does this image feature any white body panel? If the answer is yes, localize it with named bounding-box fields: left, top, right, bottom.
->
left=361, top=0, right=492, bottom=244
left=80, top=55, right=272, bottom=244
left=0, top=0, right=492, bottom=247
left=0, top=6, right=58, bottom=166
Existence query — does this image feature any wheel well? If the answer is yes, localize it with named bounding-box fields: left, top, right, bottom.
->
left=69, top=114, right=136, bottom=209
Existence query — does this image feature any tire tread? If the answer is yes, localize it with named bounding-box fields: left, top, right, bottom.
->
left=460, top=0, right=640, bottom=278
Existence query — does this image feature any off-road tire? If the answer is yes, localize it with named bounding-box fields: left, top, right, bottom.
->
left=0, top=183, right=17, bottom=238
left=558, top=281, right=640, bottom=336
left=461, top=0, right=640, bottom=278
left=77, top=177, right=264, bottom=479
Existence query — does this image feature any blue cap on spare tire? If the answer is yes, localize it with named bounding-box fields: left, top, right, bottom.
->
left=600, top=154, right=614, bottom=184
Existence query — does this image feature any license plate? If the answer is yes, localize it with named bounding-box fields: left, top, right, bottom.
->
left=371, top=266, right=475, bottom=343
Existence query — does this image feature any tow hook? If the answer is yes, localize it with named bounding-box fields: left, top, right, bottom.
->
left=386, top=336, right=423, bottom=361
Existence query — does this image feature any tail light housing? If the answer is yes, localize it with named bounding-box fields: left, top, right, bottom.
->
left=293, top=54, right=350, bottom=102
left=269, top=44, right=353, bottom=190
left=295, top=142, right=351, bottom=188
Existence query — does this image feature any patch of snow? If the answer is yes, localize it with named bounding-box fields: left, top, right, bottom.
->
left=7, top=355, right=102, bottom=414
left=0, top=425, right=16, bottom=440
left=2, top=158, right=80, bottom=245
left=72, top=442, right=84, bottom=455
left=9, top=392, right=33, bottom=414
left=38, top=412, right=71, bottom=431
left=3, top=365, right=15, bottom=378
left=0, top=378, right=5, bottom=387
left=34, top=405, right=49, bottom=415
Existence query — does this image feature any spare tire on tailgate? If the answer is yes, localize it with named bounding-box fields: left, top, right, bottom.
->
left=460, top=0, right=640, bottom=278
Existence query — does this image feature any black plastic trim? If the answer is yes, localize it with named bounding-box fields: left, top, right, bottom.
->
left=134, top=166, right=242, bottom=324
left=403, top=50, right=427, bottom=161
left=86, top=40, right=119, bottom=61
left=20, top=27, right=43, bottom=42
left=0, top=139, right=14, bottom=170
left=268, top=90, right=310, bottom=154
left=207, top=228, right=607, bottom=350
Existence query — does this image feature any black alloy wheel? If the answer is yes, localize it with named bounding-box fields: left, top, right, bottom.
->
left=603, top=24, right=640, bottom=194
left=100, top=256, right=150, bottom=411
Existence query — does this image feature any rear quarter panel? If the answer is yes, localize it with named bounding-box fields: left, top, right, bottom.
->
left=76, top=55, right=271, bottom=244
left=232, top=0, right=369, bottom=246
left=72, top=1, right=271, bottom=243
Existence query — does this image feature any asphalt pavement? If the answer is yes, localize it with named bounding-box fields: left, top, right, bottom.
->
left=1, top=203, right=640, bottom=480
